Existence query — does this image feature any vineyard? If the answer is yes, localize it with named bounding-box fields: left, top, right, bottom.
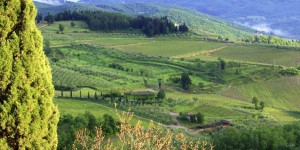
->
left=212, top=45, right=300, bottom=66
left=38, top=21, right=300, bottom=129
left=219, top=77, right=300, bottom=111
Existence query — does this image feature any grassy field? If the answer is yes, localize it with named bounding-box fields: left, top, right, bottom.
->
left=211, top=45, right=300, bottom=67
left=41, top=21, right=150, bottom=48
left=167, top=92, right=300, bottom=122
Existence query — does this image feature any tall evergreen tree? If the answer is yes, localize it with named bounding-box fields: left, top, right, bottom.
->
left=181, top=73, right=192, bottom=90
left=0, top=0, right=59, bottom=149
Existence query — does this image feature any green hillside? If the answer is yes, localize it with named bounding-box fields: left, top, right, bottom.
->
left=219, top=77, right=300, bottom=111
left=99, top=3, right=255, bottom=39
left=35, top=19, right=300, bottom=149
left=40, top=21, right=300, bottom=123
left=211, top=45, right=300, bottom=67
left=35, top=2, right=102, bottom=15
left=35, top=2, right=254, bottom=40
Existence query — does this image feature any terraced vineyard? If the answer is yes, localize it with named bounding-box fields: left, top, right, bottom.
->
left=52, top=65, right=114, bottom=90
left=219, top=77, right=300, bottom=111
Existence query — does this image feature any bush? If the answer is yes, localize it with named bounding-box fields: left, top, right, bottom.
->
left=196, top=112, right=205, bottom=124
left=279, top=67, right=298, bottom=76
left=157, top=90, right=166, bottom=100
left=73, top=111, right=211, bottom=150
left=108, top=63, right=125, bottom=70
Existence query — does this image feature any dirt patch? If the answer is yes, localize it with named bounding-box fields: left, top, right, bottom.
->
left=172, top=46, right=228, bottom=59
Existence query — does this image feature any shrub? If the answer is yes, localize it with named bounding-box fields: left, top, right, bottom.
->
left=279, top=67, right=298, bottom=76
left=73, top=111, right=212, bottom=149
left=157, top=90, right=166, bottom=100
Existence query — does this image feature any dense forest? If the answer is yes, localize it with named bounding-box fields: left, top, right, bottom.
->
left=44, top=10, right=188, bottom=36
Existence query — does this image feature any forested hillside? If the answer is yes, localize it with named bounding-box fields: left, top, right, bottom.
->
left=35, top=2, right=255, bottom=40
left=45, top=10, right=188, bottom=36
left=77, top=0, right=300, bottom=38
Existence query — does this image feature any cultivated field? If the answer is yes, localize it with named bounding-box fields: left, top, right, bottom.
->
left=212, top=45, right=300, bottom=66
left=40, top=21, right=300, bottom=127
left=219, top=77, right=300, bottom=111
left=114, top=40, right=227, bottom=57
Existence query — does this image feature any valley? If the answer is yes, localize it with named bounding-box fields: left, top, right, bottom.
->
left=41, top=21, right=300, bottom=131
left=2, top=0, right=300, bottom=149
left=35, top=2, right=300, bottom=149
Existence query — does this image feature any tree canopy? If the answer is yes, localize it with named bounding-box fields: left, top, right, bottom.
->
left=45, top=10, right=189, bottom=37
left=0, top=0, right=59, bottom=149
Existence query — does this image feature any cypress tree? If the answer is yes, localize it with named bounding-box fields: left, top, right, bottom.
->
left=0, top=0, right=59, bottom=149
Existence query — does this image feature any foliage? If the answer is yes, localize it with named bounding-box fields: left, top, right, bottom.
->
left=44, top=13, right=55, bottom=24
left=36, top=13, right=43, bottom=23
left=157, top=90, right=166, bottom=100
left=71, top=21, right=76, bottom=27
left=59, top=24, right=65, bottom=32
left=46, top=11, right=188, bottom=37
left=181, top=73, right=192, bottom=90
left=44, top=39, right=52, bottom=55
left=252, top=97, right=259, bottom=110
left=218, top=57, right=226, bottom=70
left=73, top=111, right=212, bottom=150
left=213, top=122, right=300, bottom=150
left=279, top=67, right=298, bottom=76
left=0, top=0, right=59, bottom=149
left=260, top=101, right=265, bottom=110
left=196, top=112, right=205, bottom=124
left=244, top=35, right=300, bottom=47
left=57, top=112, right=118, bottom=150
left=108, top=63, right=125, bottom=71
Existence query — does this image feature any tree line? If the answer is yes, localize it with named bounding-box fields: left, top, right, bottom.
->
left=243, top=35, right=300, bottom=47
left=58, top=112, right=118, bottom=150
left=213, top=122, right=300, bottom=149
left=43, top=10, right=188, bottom=37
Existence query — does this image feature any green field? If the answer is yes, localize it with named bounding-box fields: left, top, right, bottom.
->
left=212, top=45, right=300, bottom=66
left=40, top=21, right=300, bottom=127
left=114, top=40, right=226, bottom=57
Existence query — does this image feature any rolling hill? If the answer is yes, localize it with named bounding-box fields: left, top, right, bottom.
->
left=76, top=0, right=300, bottom=39
left=34, top=2, right=255, bottom=40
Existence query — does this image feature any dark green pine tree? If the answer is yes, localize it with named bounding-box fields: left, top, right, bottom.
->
left=0, top=0, right=59, bottom=149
